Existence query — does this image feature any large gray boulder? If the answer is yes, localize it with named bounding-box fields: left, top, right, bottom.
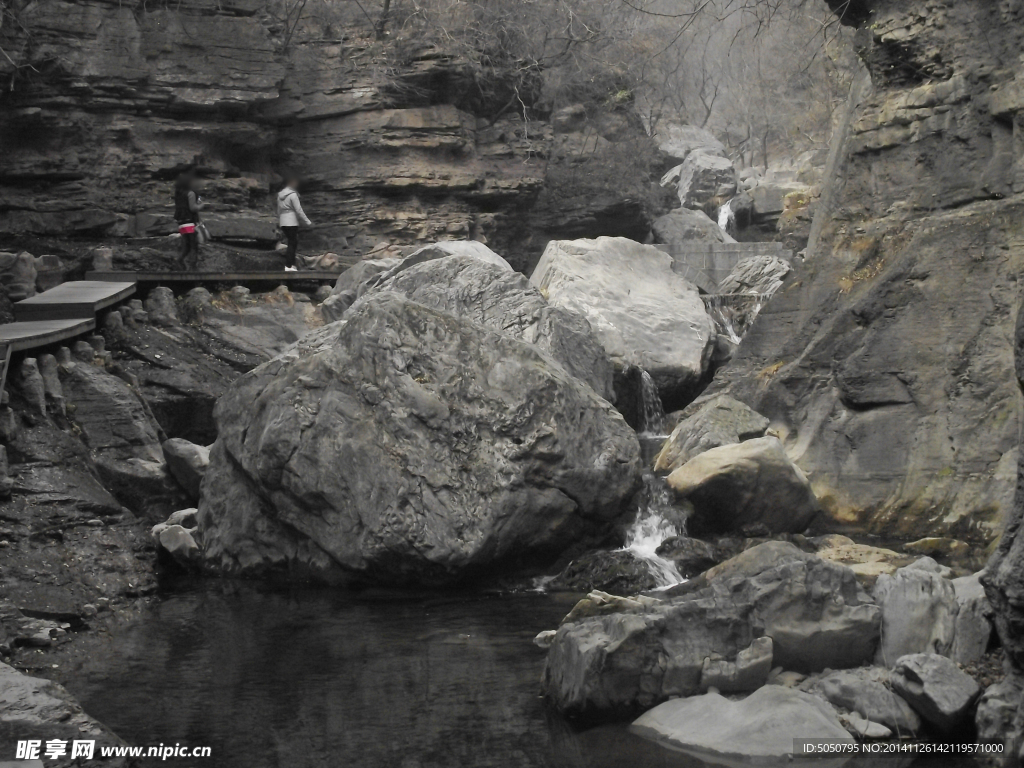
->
left=651, top=208, right=734, bottom=246
left=666, top=436, right=820, bottom=536
left=196, top=291, right=640, bottom=584
left=665, top=152, right=737, bottom=209
left=541, top=542, right=880, bottom=717
left=320, top=258, right=400, bottom=323
left=368, top=255, right=614, bottom=401
left=631, top=687, right=851, bottom=762
left=873, top=559, right=958, bottom=665
left=812, top=667, right=921, bottom=733
left=162, top=438, right=210, bottom=500
left=654, top=394, right=769, bottom=474
left=718, top=255, right=792, bottom=296
left=530, top=237, right=714, bottom=401
left=890, top=653, right=981, bottom=731
left=656, top=124, right=726, bottom=164
left=951, top=572, right=993, bottom=665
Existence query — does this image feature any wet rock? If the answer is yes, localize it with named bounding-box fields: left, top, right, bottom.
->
left=654, top=536, right=720, bottom=577
left=144, top=286, right=181, bottom=327
left=162, top=438, right=210, bottom=500
left=811, top=667, right=921, bottom=733
left=651, top=208, right=734, bottom=246
left=0, top=661, right=131, bottom=765
left=890, top=653, right=981, bottom=731
left=549, top=550, right=657, bottom=595
left=700, top=636, right=774, bottom=693
left=363, top=254, right=614, bottom=401
left=873, top=560, right=958, bottom=664
left=653, top=394, right=769, bottom=473
left=530, top=237, right=714, bottom=402
left=666, top=152, right=737, bottom=210
left=630, top=687, right=851, bottom=760
left=542, top=543, right=879, bottom=717
left=666, top=436, right=820, bottom=536
left=197, top=291, right=640, bottom=584
left=951, top=573, right=993, bottom=665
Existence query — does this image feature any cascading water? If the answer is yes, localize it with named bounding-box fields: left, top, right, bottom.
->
left=717, top=198, right=736, bottom=236
left=620, top=369, right=685, bottom=589
left=702, top=293, right=769, bottom=344
left=638, top=369, right=665, bottom=436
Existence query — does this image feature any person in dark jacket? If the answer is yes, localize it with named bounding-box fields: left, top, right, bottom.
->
left=173, top=171, right=205, bottom=270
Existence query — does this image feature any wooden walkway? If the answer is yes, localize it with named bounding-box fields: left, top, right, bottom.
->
left=14, top=281, right=136, bottom=321
left=87, top=270, right=341, bottom=285
left=0, top=269, right=343, bottom=396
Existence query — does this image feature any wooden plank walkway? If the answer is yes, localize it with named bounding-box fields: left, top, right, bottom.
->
left=86, top=271, right=341, bottom=284
left=14, top=281, right=136, bottom=322
left=0, top=318, right=97, bottom=352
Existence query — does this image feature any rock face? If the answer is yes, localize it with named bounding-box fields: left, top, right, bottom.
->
left=541, top=542, right=879, bottom=718
left=361, top=253, right=615, bottom=402
left=890, top=653, right=981, bottom=731
left=0, top=6, right=666, bottom=272
left=196, top=291, right=640, bottom=584
left=530, top=237, right=714, bottom=402
left=0, top=662, right=131, bottom=766
left=162, top=439, right=211, bottom=500
left=708, top=0, right=1024, bottom=547
left=653, top=394, right=770, bottom=474
left=666, top=436, right=820, bottom=536
left=718, top=255, right=792, bottom=296
left=651, top=208, right=734, bottom=246
left=631, top=687, right=851, bottom=761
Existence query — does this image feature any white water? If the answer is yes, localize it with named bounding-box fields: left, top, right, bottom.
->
left=717, top=198, right=736, bottom=235
left=618, top=503, right=685, bottom=589
left=638, top=370, right=665, bottom=437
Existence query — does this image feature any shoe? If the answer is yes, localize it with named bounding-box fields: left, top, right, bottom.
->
left=284, top=266, right=297, bottom=272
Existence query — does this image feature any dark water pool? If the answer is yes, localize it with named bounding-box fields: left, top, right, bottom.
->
left=65, top=585, right=710, bottom=768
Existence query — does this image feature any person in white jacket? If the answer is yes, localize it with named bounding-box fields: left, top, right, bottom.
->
left=277, top=178, right=312, bottom=271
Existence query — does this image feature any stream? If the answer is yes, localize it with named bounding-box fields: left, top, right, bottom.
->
left=65, top=584, right=710, bottom=768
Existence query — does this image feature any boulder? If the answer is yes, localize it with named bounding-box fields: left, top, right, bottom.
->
left=651, top=208, right=734, bottom=246
left=366, top=255, right=614, bottom=401
left=196, top=291, right=641, bottom=584
left=750, top=181, right=809, bottom=217
left=718, top=255, right=792, bottom=296
left=0, top=662, right=131, bottom=765
left=631, top=687, right=851, bottom=762
left=530, top=237, right=714, bottom=401
left=656, top=124, right=726, bottom=164
left=152, top=508, right=201, bottom=566
left=654, top=536, right=720, bottom=577
left=549, top=550, right=658, bottom=595
left=890, top=653, right=981, bottom=731
left=541, top=543, right=879, bottom=717
left=143, top=286, right=180, bottom=327
left=669, top=152, right=737, bottom=209
left=162, top=438, right=211, bottom=500
left=700, top=636, right=774, bottom=693
left=812, top=667, right=921, bottom=733
left=951, top=573, right=993, bottom=665
left=975, top=674, right=1024, bottom=744
left=0, top=251, right=38, bottom=301
left=653, top=395, right=769, bottom=474
left=666, top=436, right=820, bottom=536
left=872, top=560, right=958, bottom=664
left=321, top=258, right=400, bottom=322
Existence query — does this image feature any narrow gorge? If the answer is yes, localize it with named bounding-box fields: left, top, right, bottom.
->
left=2, top=0, right=1024, bottom=765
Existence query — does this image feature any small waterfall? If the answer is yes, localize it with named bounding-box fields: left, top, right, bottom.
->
left=717, top=198, right=736, bottom=235
left=702, top=293, right=769, bottom=344
left=704, top=295, right=743, bottom=344
left=638, top=370, right=665, bottom=437
left=618, top=469, right=685, bottom=589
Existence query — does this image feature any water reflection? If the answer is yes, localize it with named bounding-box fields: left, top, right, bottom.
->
left=68, top=585, right=703, bottom=768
